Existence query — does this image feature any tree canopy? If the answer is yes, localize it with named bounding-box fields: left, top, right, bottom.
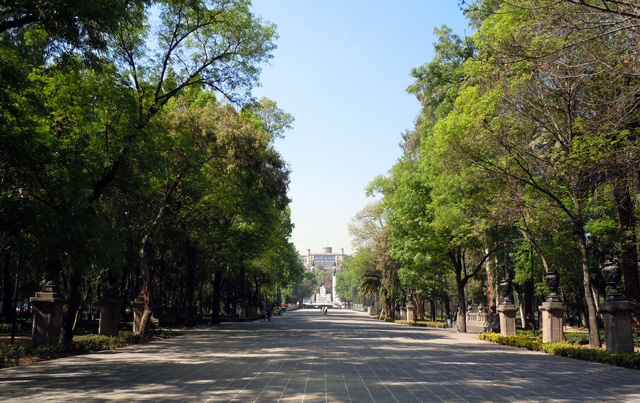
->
left=0, top=0, right=301, bottom=337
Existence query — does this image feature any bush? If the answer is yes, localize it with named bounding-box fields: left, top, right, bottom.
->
left=394, top=320, right=448, bottom=329
left=564, top=332, right=590, bottom=345
left=0, top=329, right=174, bottom=368
left=479, top=333, right=543, bottom=351
left=479, top=333, right=640, bottom=370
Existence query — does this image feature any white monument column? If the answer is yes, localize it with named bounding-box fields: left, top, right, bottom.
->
left=332, top=263, right=337, bottom=305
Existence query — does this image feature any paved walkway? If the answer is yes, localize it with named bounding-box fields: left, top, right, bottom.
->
left=1, top=309, right=639, bottom=402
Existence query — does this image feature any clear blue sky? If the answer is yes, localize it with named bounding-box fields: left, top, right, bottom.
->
left=250, top=1, right=471, bottom=255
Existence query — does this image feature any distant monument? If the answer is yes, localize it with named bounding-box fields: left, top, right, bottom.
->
left=315, top=285, right=332, bottom=304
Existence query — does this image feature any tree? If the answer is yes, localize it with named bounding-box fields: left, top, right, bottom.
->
left=292, top=272, right=317, bottom=305
left=0, top=0, right=283, bottom=339
left=243, top=97, right=294, bottom=140
left=437, top=0, right=640, bottom=343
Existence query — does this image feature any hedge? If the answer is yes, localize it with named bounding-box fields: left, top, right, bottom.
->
left=0, top=329, right=174, bottom=368
left=479, top=333, right=640, bottom=370
left=394, top=320, right=448, bottom=329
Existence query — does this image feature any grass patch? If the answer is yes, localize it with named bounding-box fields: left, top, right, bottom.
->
left=479, top=333, right=640, bottom=370
left=0, top=329, right=174, bottom=368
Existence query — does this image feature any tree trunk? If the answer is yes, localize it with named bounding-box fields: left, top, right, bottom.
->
left=613, top=179, right=640, bottom=327
left=72, top=284, right=92, bottom=332
left=136, top=233, right=153, bottom=335
left=430, top=298, right=436, bottom=321
left=575, top=220, right=601, bottom=347
left=384, top=293, right=393, bottom=319
left=60, top=267, right=82, bottom=344
left=456, top=276, right=467, bottom=333
left=524, top=278, right=535, bottom=330
left=443, top=294, right=451, bottom=320
left=485, top=249, right=495, bottom=313
left=184, top=244, right=197, bottom=327
left=2, top=252, right=14, bottom=322
left=211, top=268, right=223, bottom=325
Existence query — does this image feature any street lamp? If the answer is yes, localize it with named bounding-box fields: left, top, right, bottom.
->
left=11, top=187, right=30, bottom=344
left=499, top=264, right=513, bottom=305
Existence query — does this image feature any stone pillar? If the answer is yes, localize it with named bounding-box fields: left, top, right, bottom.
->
left=30, top=281, right=67, bottom=345
left=99, top=288, right=122, bottom=337
left=539, top=301, right=564, bottom=343
left=406, top=303, right=415, bottom=322
left=599, top=300, right=634, bottom=353
left=599, top=259, right=634, bottom=353
left=497, top=304, right=517, bottom=336
left=132, top=292, right=146, bottom=334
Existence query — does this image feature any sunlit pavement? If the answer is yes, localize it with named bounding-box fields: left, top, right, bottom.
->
left=1, top=309, right=639, bottom=402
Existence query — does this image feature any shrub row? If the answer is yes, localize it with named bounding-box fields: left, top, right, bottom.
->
left=0, top=323, right=30, bottom=333
left=0, top=330, right=173, bottom=368
left=394, top=320, right=448, bottom=329
left=479, top=333, right=640, bottom=370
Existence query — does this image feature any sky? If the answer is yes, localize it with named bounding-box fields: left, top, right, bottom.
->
left=249, top=1, right=471, bottom=256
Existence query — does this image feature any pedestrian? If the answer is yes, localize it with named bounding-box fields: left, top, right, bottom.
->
left=261, top=309, right=266, bottom=322
left=267, top=308, right=271, bottom=322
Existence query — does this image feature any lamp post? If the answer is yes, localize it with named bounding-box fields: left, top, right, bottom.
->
left=497, top=263, right=517, bottom=336
left=10, top=265, right=18, bottom=345
left=499, top=265, right=513, bottom=305
left=11, top=188, right=30, bottom=344
left=332, top=262, right=337, bottom=307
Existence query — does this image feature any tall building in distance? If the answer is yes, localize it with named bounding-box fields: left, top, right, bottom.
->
left=302, top=247, right=345, bottom=273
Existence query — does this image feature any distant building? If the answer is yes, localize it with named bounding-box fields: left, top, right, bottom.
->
left=302, top=247, right=345, bottom=273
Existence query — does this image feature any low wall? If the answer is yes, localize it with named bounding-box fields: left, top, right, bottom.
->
left=463, top=306, right=499, bottom=333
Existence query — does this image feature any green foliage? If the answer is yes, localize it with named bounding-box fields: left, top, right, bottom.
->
left=0, top=330, right=174, bottom=368
left=564, top=332, right=590, bottom=346
left=479, top=333, right=640, bottom=370
left=242, top=97, right=294, bottom=140
left=479, top=333, right=543, bottom=351
left=394, top=320, right=448, bottom=329
left=0, top=0, right=291, bottom=336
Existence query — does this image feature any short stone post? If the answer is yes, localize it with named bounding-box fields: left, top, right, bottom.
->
left=497, top=304, right=517, bottom=336
left=538, top=271, right=565, bottom=343
left=497, top=276, right=517, bottom=336
left=132, top=292, right=146, bottom=334
left=406, top=303, right=414, bottom=322
left=99, top=288, right=122, bottom=337
left=539, top=301, right=565, bottom=342
left=599, top=259, right=634, bottom=353
left=30, top=281, right=67, bottom=345
left=600, top=301, right=634, bottom=353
